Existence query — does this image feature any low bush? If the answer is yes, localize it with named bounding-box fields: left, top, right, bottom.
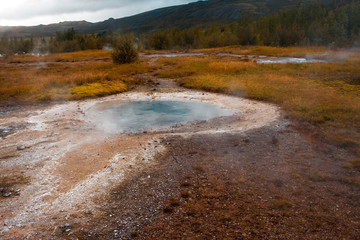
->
left=112, top=35, right=138, bottom=64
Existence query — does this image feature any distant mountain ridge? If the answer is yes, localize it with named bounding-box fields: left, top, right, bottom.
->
left=0, top=0, right=300, bottom=38
left=0, top=21, right=93, bottom=38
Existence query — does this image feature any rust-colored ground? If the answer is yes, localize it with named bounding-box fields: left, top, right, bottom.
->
left=65, top=122, right=360, bottom=240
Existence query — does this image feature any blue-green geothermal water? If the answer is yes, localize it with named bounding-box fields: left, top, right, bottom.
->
left=97, top=100, right=233, bottom=132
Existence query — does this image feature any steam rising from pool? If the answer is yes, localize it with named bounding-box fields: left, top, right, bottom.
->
left=93, top=100, right=233, bottom=133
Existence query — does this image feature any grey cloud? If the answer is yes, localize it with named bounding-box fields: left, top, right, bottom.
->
left=1, top=0, right=196, bottom=20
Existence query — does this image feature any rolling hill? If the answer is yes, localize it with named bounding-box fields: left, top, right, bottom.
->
left=0, top=0, right=303, bottom=38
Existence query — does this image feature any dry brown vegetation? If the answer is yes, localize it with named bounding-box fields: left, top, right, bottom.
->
left=195, top=46, right=330, bottom=58
left=155, top=47, right=360, bottom=159
left=0, top=50, right=157, bottom=102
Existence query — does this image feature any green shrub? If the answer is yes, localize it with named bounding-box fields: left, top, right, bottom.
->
left=112, top=35, right=138, bottom=64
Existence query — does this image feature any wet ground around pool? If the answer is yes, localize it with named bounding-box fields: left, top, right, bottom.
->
left=141, top=52, right=326, bottom=64
left=215, top=53, right=326, bottom=64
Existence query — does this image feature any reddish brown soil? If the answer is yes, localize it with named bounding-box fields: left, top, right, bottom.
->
left=57, top=120, right=360, bottom=240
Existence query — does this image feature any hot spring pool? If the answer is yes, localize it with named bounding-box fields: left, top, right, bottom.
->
left=93, top=100, right=234, bottom=132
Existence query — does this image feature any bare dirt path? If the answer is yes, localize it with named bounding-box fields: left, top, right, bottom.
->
left=0, top=73, right=284, bottom=239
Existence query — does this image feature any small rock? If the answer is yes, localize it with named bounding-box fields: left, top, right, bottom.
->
left=64, top=223, right=72, bottom=228
left=85, top=210, right=92, bottom=215
left=17, top=145, right=25, bottom=151
left=3, top=192, right=12, bottom=197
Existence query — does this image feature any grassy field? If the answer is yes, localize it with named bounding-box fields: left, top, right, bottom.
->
left=1, top=46, right=359, bottom=155
left=0, top=50, right=157, bottom=101
left=194, top=46, right=330, bottom=58
left=157, top=56, right=360, bottom=125
left=155, top=47, right=360, bottom=157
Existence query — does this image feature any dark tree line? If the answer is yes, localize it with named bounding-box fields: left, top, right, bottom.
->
left=0, top=35, right=34, bottom=56
left=0, top=28, right=119, bottom=56
left=143, top=0, right=360, bottom=49
left=48, top=28, right=118, bottom=53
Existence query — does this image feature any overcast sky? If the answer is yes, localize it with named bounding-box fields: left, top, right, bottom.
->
left=0, top=0, right=199, bottom=26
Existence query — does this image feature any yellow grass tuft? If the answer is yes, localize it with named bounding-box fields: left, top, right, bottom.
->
left=71, top=81, right=127, bottom=99
left=208, top=61, right=256, bottom=73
